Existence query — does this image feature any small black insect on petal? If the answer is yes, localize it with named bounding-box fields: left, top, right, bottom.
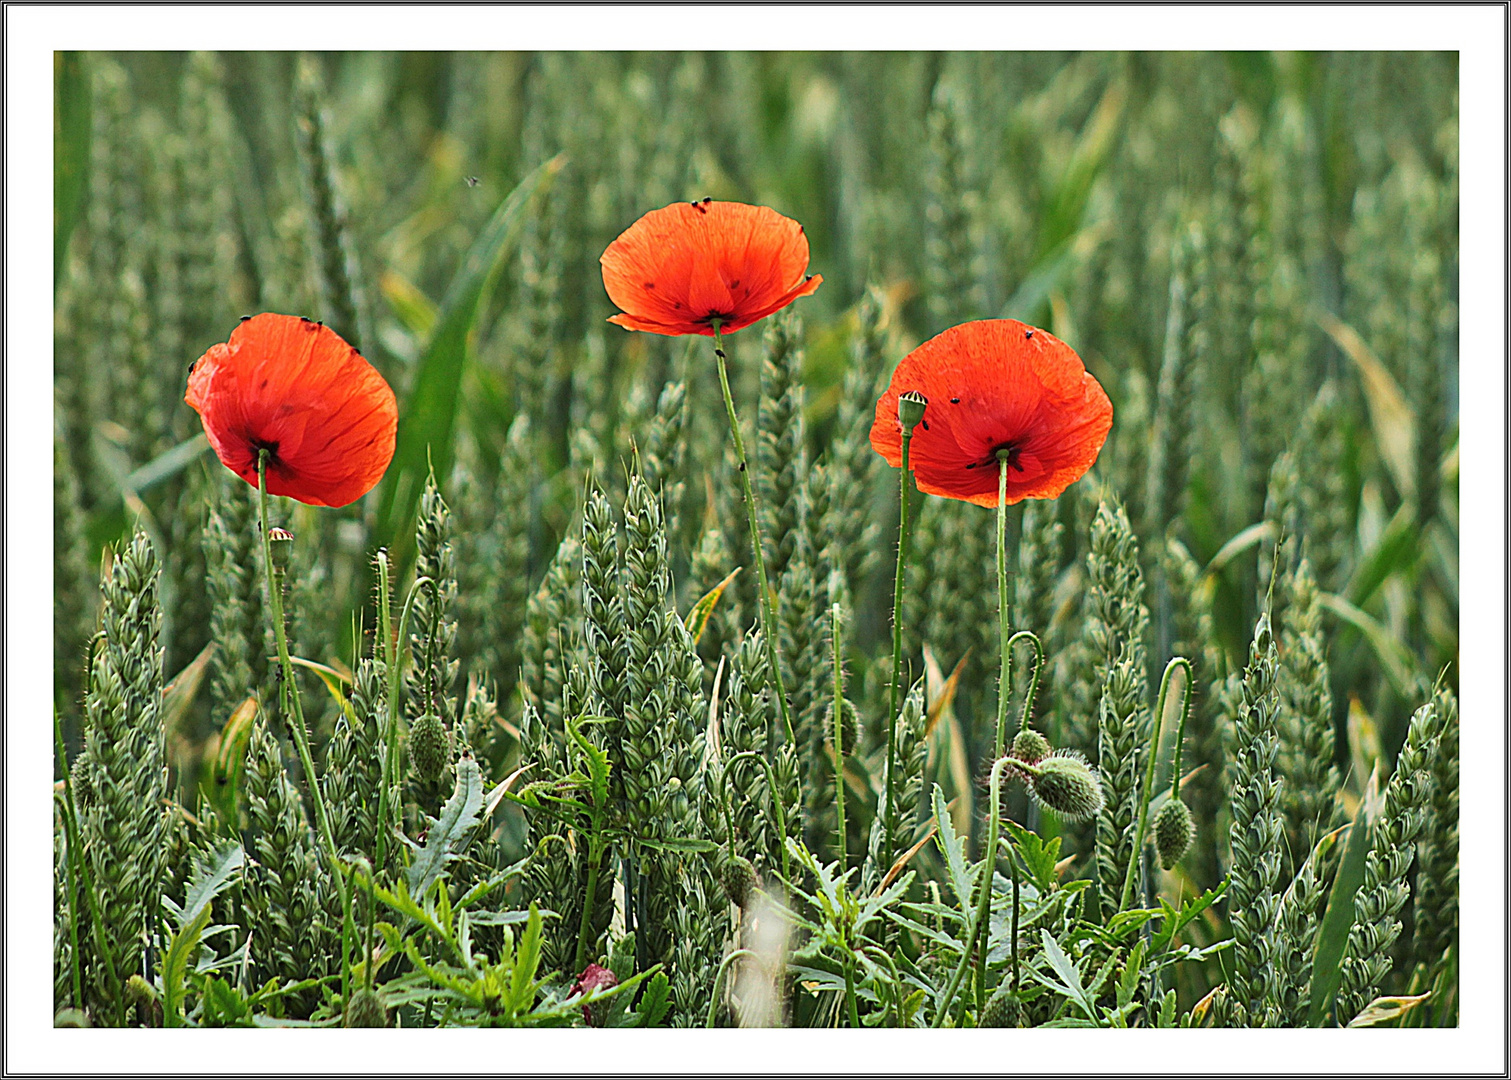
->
left=188, top=359, right=198, bottom=374
left=300, top=315, right=312, bottom=322
left=950, top=397, right=960, bottom=404
left=239, top=314, right=252, bottom=322
left=1024, top=329, right=1034, bottom=340
left=921, top=419, right=930, bottom=431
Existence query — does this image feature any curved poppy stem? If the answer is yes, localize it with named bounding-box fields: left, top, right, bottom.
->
left=1008, top=629, right=1044, bottom=741
left=1118, top=655, right=1193, bottom=915
left=884, top=424, right=915, bottom=869
left=723, top=749, right=790, bottom=884
left=710, top=321, right=795, bottom=748
left=257, top=451, right=352, bottom=1003
left=993, top=455, right=1013, bottom=758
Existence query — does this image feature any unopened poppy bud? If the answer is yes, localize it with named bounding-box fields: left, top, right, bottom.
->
left=573, top=962, right=619, bottom=1027
left=267, top=527, right=294, bottom=573
left=1005, top=727, right=1052, bottom=783
left=1154, top=796, right=1195, bottom=870
left=408, top=712, right=450, bottom=784
left=1028, top=749, right=1106, bottom=821
left=980, top=984, right=1023, bottom=1027
left=721, top=854, right=758, bottom=909
left=343, top=987, right=388, bottom=1028
left=825, top=698, right=859, bottom=755
left=898, top=390, right=928, bottom=431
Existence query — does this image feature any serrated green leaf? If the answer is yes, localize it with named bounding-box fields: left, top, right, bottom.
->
left=406, top=751, right=485, bottom=898
left=161, top=900, right=214, bottom=1027
left=931, top=784, right=974, bottom=911
left=635, top=970, right=672, bottom=1027
left=1038, top=928, right=1098, bottom=1022
left=178, top=840, right=244, bottom=928
left=1001, top=819, right=1061, bottom=893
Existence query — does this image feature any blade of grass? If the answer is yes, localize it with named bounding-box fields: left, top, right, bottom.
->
left=372, top=154, right=563, bottom=572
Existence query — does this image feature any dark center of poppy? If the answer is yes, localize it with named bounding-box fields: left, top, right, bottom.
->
left=965, top=442, right=1025, bottom=472
left=703, top=311, right=733, bottom=326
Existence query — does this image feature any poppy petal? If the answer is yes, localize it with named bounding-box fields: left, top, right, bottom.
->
left=869, top=319, right=1111, bottom=508
left=601, top=200, right=820, bottom=337
left=185, top=313, right=397, bottom=508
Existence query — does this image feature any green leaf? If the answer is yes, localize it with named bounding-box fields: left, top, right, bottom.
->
left=161, top=900, right=214, bottom=1027
left=684, top=567, right=741, bottom=645
left=1149, top=879, right=1228, bottom=956
left=510, top=903, right=544, bottom=1016
left=372, top=155, right=563, bottom=569
left=201, top=976, right=252, bottom=1027
left=930, top=784, right=974, bottom=911
left=1309, top=774, right=1379, bottom=1026
left=634, top=970, right=672, bottom=1027
left=405, top=751, right=485, bottom=898
left=178, top=841, right=245, bottom=928
left=1319, top=591, right=1419, bottom=699
left=566, top=713, right=611, bottom=808
left=1001, top=819, right=1062, bottom=893
left=1346, top=992, right=1433, bottom=1028
left=1036, top=928, right=1098, bottom=1022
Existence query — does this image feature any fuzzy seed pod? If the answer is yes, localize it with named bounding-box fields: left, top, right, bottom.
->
left=69, top=754, right=94, bottom=807
left=980, top=984, right=1023, bottom=1028
left=408, top=711, right=450, bottom=785
left=1155, top=796, right=1196, bottom=870
left=343, top=987, right=388, bottom=1028
left=720, top=854, right=758, bottom=909
left=1029, top=750, right=1106, bottom=821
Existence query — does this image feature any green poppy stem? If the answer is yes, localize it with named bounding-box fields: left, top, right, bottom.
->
left=994, top=454, right=1013, bottom=757
left=711, top=321, right=795, bottom=748
left=884, top=424, right=915, bottom=868
left=257, top=450, right=353, bottom=1005
left=831, top=602, right=847, bottom=869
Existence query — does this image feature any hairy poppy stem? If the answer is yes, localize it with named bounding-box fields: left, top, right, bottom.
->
left=723, top=750, right=791, bottom=883
left=831, top=603, right=847, bottom=870
left=935, top=755, right=1011, bottom=1026
left=257, top=451, right=353, bottom=1005
left=994, top=455, right=1012, bottom=757
left=1118, top=656, right=1193, bottom=914
left=711, top=321, right=795, bottom=747
left=885, top=424, right=915, bottom=868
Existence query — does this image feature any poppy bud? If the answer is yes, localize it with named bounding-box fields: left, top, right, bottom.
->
left=1006, top=727, right=1052, bottom=781
left=825, top=697, right=859, bottom=755
left=343, top=987, right=388, bottom=1028
left=980, top=984, right=1023, bottom=1028
left=721, top=854, right=758, bottom=909
left=897, top=390, right=928, bottom=431
left=1154, top=796, right=1195, bottom=870
left=408, top=712, right=450, bottom=784
left=267, top=527, right=294, bottom=573
left=572, top=962, right=619, bottom=1027
left=1028, top=749, right=1106, bottom=821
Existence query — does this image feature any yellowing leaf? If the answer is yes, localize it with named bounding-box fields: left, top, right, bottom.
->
left=1347, top=992, right=1432, bottom=1027
left=1316, top=310, right=1416, bottom=501
left=685, top=567, right=741, bottom=646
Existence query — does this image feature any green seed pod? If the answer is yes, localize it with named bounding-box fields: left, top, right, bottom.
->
left=720, top=854, right=758, bottom=909
left=1029, top=750, right=1106, bottom=821
left=408, top=711, right=450, bottom=785
left=1154, top=796, right=1196, bottom=870
left=1009, top=727, right=1052, bottom=770
left=898, top=389, right=929, bottom=431
left=267, top=527, right=294, bottom=573
left=343, top=987, right=388, bottom=1028
left=980, top=983, right=1023, bottom=1028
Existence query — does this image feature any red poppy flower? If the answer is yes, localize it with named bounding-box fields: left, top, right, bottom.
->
left=600, top=198, right=822, bottom=336
left=185, top=313, right=397, bottom=508
left=869, top=319, right=1112, bottom=508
